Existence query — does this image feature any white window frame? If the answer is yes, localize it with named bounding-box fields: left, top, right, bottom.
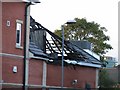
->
left=16, top=20, right=23, bottom=48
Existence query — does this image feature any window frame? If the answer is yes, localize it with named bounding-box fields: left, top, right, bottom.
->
left=16, top=20, right=23, bottom=48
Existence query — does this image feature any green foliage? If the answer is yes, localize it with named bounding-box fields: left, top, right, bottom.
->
left=99, top=69, right=117, bottom=88
left=54, top=18, right=113, bottom=56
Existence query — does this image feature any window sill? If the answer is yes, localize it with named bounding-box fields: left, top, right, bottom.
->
left=16, top=45, right=23, bottom=50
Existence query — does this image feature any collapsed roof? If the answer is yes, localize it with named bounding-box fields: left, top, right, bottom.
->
left=29, top=16, right=102, bottom=68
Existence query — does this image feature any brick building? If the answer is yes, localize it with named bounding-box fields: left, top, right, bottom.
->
left=0, top=0, right=102, bottom=90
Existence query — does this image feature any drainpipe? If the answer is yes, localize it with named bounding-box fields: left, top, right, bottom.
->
left=23, top=1, right=40, bottom=90
left=23, top=2, right=31, bottom=90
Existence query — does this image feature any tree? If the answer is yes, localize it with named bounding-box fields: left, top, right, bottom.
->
left=99, top=69, right=117, bottom=88
left=54, top=18, right=112, bottom=57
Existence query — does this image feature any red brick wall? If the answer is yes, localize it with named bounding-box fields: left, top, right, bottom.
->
left=2, top=2, right=25, bottom=55
left=2, top=56, right=97, bottom=89
left=2, top=57, right=23, bottom=83
left=0, top=2, right=2, bottom=52
left=28, top=59, right=43, bottom=85
left=28, top=59, right=97, bottom=88
left=2, top=1, right=25, bottom=86
left=47, top=64, right=61, bottom=86
left=47, top=64, right=96, bottom=88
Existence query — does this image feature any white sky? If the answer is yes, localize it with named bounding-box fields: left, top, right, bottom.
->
left=30, top=0, right=119, bottom=60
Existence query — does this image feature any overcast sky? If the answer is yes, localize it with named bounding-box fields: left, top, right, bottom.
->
left=30, top=0, right=118, bottom=60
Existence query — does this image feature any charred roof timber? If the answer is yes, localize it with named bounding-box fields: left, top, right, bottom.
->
left=29, top=16, right=102, bottom=68
left=23, top=0, right=40, bottom=3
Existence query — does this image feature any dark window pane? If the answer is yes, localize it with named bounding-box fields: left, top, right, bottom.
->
left=16, top=30, right=20, bottom=43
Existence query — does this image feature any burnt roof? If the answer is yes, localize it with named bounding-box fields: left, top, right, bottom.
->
left=29, top=16, right=102, bottom=68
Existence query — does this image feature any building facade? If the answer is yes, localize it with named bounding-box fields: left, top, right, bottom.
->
left=0, top=1, right=102, bottom=90
left=1, top=1, right=26, bottom=89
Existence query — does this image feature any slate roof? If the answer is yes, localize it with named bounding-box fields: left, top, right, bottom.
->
left=29, top=16, right=102, bottom=68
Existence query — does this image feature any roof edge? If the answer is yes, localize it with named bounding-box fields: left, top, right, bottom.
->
left=64, top=60, right=102, bottom=68
left=1, top=0, right=23, bottom=2
left=1, top=0, right=40, bottom=3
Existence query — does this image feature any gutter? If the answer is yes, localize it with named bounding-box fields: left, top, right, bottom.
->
left=64, top=60, right=101, bottom=68
left=77, top=62, right=101, bottom=68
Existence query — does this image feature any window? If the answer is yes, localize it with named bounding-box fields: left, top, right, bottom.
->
left=16, top=20, right=23, bottom=48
